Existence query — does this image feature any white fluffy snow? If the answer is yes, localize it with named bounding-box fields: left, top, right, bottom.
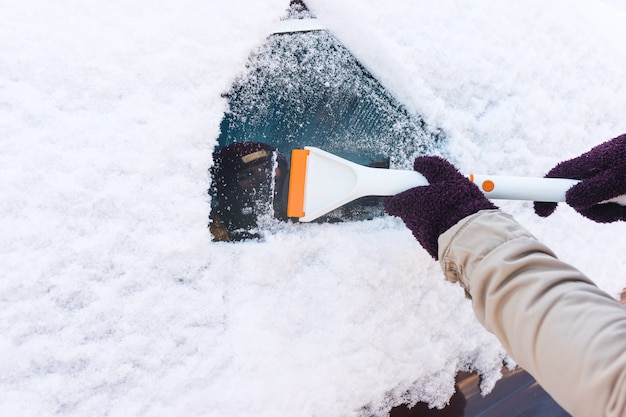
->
left=2, top=0, right=626, bottom=416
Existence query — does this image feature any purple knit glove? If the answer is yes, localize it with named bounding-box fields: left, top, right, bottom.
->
left=384, top=156, right=497, bottom=259
left=534, top=134, right=626, bottom=223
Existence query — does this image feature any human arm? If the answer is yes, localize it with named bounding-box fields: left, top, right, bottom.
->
left=439, top=210, right=626, bottom=417
left=384, top=156, right=626, bottom=416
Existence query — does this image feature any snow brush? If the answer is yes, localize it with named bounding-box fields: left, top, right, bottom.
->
left=286, top=147, right=626, bottom=222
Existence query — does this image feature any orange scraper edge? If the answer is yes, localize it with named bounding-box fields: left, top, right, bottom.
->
left=287, top=149, right=310, bottom=218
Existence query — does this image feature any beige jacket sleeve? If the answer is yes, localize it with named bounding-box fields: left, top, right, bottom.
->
left=438, top=209, right=626, bottom=417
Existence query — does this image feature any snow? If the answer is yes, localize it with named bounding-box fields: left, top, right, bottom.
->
left=2, top=0, right=626, bottom=416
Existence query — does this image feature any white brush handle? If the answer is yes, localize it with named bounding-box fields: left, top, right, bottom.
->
left=357, top=166, right=626, bottom=205
left=470, top=174, right=574, bottom=202
left=470, top=174, right=626, bottom=205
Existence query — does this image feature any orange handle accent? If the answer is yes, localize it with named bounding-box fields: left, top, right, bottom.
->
left=481, top=180, right=495, bottom=192
left=287, top=149, right=310, bottom=218
left=469, top=174, right=495, bottom=192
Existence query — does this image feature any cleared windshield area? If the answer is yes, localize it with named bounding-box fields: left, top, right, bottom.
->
left=210, top=14, right=445, bottom=241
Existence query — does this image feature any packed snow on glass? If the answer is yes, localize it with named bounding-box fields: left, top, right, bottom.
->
left=1, top=1, right=626, bottom=417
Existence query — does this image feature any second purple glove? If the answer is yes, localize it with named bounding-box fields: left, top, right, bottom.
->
left=534, top=134, right=626, bottom=223
left=384, top=156, right=497, bottom=259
